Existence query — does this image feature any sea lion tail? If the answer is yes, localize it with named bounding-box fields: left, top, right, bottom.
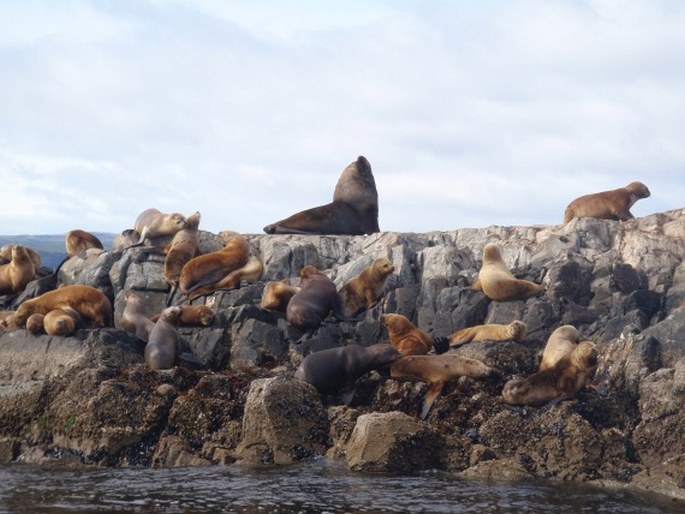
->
left=433, top=336, right=450, bottom=355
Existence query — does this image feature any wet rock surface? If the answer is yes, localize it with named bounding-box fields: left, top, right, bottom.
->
left=0, top=210, right=684, bottom=500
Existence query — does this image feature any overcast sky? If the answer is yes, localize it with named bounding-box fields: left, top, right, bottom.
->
left=1, top=0, right=683, bottom=236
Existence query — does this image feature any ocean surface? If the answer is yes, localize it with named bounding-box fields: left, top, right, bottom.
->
left=0, top=460, right=682, bottom=514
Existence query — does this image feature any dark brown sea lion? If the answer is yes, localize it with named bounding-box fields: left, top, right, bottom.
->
left=286, top=265, right=344, bottom=329
left=391, top=354, right=497, bottom=419
left=381, top=313, right=448, bottom=356
left=294, top=343, right=400, bottom=393
left=0, top=245, right=36, bottom=294
left=472, top=243, right=543, bottom=301
left=449, top=320, right=527, bottom=347
left=263, top=156, right=379, bottom=235
left=502, top=341, right=598, bottom=406
left=14, top=285, right=112, bottom=328
left=563, top=181, right=650, bottom=224
left=144, top=306, right=182, bottom=370
left=338, top=257, right=395, bottom=318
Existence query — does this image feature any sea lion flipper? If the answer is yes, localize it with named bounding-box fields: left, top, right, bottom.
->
left=433, top=337, right=450, bottom=355
left=420, top=382, right=445, bottom=420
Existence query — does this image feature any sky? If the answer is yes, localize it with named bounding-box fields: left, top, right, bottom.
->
left=1, top=0, right=684, bottom=236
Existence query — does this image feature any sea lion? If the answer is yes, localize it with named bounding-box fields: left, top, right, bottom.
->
left=472, top=243, right=543, bottom=301
left=338, top=257, right=395, bottom=318
left=178, top=235, right=250, bottom=296
left=260, top=280, right=301, bottom=312
left=144, top=306, right=182, bottom=370
left=186, top=255, right=264, bottom=301
left=391, top=354, right=497, bottom=419
left=0, top=244, right=41, bottom=275
left=164, top=211, right=201, bottom=289
left=502, top=341, right=598, bottom=406
left=0, top=245, right=36, bottom=294
left=14, top=285, right=112, bottom=328
left=294, top=343, right=400, bottom=394
left=539, top=325, right=581, bottom=371
left=286, top=265, right=344, bottom=330
left=43, top=307, right=80, bottom=336
left=151, top=305, right=215, bottom=326
left=26, top=313, right=45, bottom=334
left=263, top=156, right=380, bottom=235
left=381, top=313, right=448, bottom=356
left=449, top=320, right=527, bottom=347
left=132, top=208, right=187, bottom=246
left=66, top=229, right=104, bottom=258
left=120, top=290, right=156, bottom=342
left=563, top=181, right=651, bottom=224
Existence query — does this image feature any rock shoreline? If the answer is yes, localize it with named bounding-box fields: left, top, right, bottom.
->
left=1, top=210, right=684, bottom=501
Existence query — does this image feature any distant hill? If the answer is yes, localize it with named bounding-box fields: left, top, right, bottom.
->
left=0, top=233, right=118, bottom=270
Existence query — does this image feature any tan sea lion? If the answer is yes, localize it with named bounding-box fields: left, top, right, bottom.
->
left=151, top=305, right=215, bottom=326
left=391, top=354, right=497, bottom=419
left=294, top=343, right=400, bottom=394
left=144, top=306, right=182, bottom=370
left=43, top=307, right=80, bottom=336
left=502, top=341, right=598, bottom=406
left=0, top=245, right=36, bottom=294
left=449, top=320, right=527, bottom=347
left=178, top=235, right=250, bottom=296
left=120, top=290, right=156, bottom=342
left=164, top=211, right=201, bottom=288
left=539, top=325, right=580, bottom=371
left=132, top=208, right=187, bottom=246
left=260, top=280, right=301, bottom=312
left=66, top=229, right=104, bottom=258
left=338, top=257, right=395, bottom=318
left=381, top=313, right=446, bottom=356
left=563, top=181, right=651, bottom=224
left=263, top=156, right=380, bottom=235
left=286, top=265, right=344, bottom=330
left=185, top=254, right=264, bottom=301
left=26, top=313, right=45, bottom=334
left=14, top=285, right=112, bottom=328
left=472, top=243, right=543, bottom=302
left=0, top=310, right=17, bottom=330
left=0, top=244, right=41, bottom=275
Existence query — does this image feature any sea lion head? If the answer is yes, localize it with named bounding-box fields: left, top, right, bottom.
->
left=169, top=213, right=188, bottom=230
left=552, top=325, right=580, bottom=343
left=482, top=243, right=503, bottom=264
left=508, top=320, right=527, bottom=341
left=367, top=343, right=401, bottom=368
left=300, top=264, right=325, bottom=281
left=380, top=313, right=412, bottom=337
left=372, top=257, right=395, bottom=278
left=194, top=305, right=215, bottom=326
left=160, top=306, right=183, bottom=324
left=573, top=340, right=598, bottom=368
left=625, top=181, right=650, bottom=198
left=501, top=377, right=531, bottom=405
left=185, top=211, right=201, bottom=230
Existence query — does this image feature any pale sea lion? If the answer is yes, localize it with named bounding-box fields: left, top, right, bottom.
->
left=449, top=320, right=527, bottom=347
left=120, top=290, right=156, bottom=342
left=260, top=280, right=301, bottom=312
left=286, top=265, right=344, bottom=330
left=43, top=307, right=80, bottom=336
left=391, top=354, right=497, bottom=419
left=294, top=343, right=400, bottom=394
left=539, top=325, right=580, bottom=371
left=132, top=208, right=187, bottom=246
left=263, top=156, right=380, bottom=235
left=14, top=285, right=112, bottom=328
left=164, top=211, right=201, bottom=288
left=0, top=245, right=36, bottom=294
left=381, top=313, right=448, bottom=356
left=502, top=341, right=598, bottom=406
left=338, top=257, right=395, bottom=318
left=26, top=313, right=45, bottom=334
left=563, top=181, right=651, bottom=224
left=144, top=306, right=182, bottom=370
left=0, top=244, right=41, bottom=275
left=472, top=243, right=543, bottom=302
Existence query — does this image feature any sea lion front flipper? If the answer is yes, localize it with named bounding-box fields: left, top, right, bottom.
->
left=420, top=381, right=445, bottom=420
left=432, top=337, right=450, bottom=355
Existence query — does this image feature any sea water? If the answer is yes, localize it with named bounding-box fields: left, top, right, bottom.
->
left=0, top=460, right=681, bottom=513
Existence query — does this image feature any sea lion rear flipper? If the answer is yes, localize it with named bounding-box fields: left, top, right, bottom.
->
left=433, top=336, right=450, bottom=355
left=341, top=385, right=357, bottom=405
left=420, top=382, right=445, bottom=420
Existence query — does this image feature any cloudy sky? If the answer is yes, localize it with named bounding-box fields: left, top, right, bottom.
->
left=1, top=0, right=683, bottom=236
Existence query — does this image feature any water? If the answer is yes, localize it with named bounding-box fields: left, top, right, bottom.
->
left=0, top=460, right=681, bottom=514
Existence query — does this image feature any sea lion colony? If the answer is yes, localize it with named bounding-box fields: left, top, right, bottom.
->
left=0, top=157, right=652, bottom=407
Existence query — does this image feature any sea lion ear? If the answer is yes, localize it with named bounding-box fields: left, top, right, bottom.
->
left=433, top=337, right=450, bottom=355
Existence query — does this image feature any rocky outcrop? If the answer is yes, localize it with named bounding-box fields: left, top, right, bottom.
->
left=0, top=209, right=684, bottom=500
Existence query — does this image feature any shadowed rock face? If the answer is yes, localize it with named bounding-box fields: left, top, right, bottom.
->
left=1, top=209, right=685, bottom=500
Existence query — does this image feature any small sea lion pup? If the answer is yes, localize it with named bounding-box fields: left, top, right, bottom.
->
left=0, top=244, right=42, bottom=275
left=145, top=306, right=182, bottom=370
left=164, top=211, right=201, bottom=289
left=151, top=305, right=215, bottom=326
left=287, top=265, right=346, bottom=330
left=131, top=208, right=188, bottom=246
left=338, top=257, right=395, bottom=318
left=502, top=340, right=598, bottom=407
left=120, top=290, right=156, bottom=342
left=260, top=280, right=301, bottom=312
left=381, top=313, right=449, bottom=355
left=449, top=320, right=527, bottom=347
left=539, top=324, right=580, bottom=372
left=472, top=243, right=543, bottom=302
left=263, top=156, right=380, bottom=235
left=295, top=343, right=400, bottom=394
left=563, top=181, right=651, bottom=224
left=391, top=354, right=497, bottom=419
left=13, top=284, right=112, bottom=328
left=0, top=245, right=36, bottom=294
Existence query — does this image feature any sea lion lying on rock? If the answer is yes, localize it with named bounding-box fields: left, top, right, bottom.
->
left=448, top=320, right=527, bottom=347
